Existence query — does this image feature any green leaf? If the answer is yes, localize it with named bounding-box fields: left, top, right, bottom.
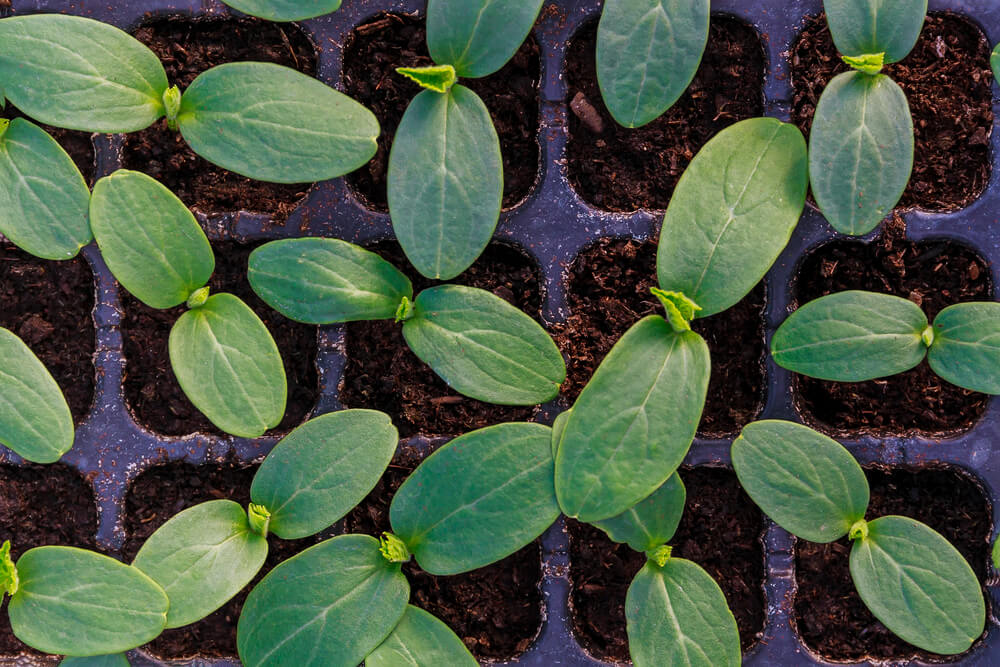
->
left=555, top=316, right=709, bottom=522
left=0, top=15, right=167, bottom=133
left=402, top=285, right=565, bottom=405
left=60, top=656, right=130, bottom=667
left=250, top=410, right=398, bottom=540
left=367, top=605, right=477, bottom=667
left=732, top=420, right=869, bottom=542
left=9, top=547, right=168, bottom=656
left=850, top=515, right=984, bottom=655
left=237, top=534, right=409, bottom=667
left=593, top=474, right=686, bottom=553
left=220, top=0, right=342, bottom=21
left=0, top=328, right=74, bottom=464
left=427, top=0, right=544, bottom=78
left=824, top=0, right=927, bottom=63
left=90, top=170, right=214, bottom=309
left=177, top=62, right=379, bottom=184
left=132, top=500, right=268, bottom=628
left=397, top=65, right=457, bottom=93
left=809, top=71, right=913, bottom=236
left=0, top=118, right=91, bottom=260
left=843, top=52, right=886, bottom=74
left=657, top=118, right=807, bottom=316
left=626, top=558, right=741, bottom=667
left=772, top=291, right=928, bottom=382
left=992, top=43, right=1000, bottom=83
left=551, top=409, right=571, bottom=459
left=390, top=422, right=558, bottom=576
left=927, top=302, right=1000, bottom=394
left=388, top=86, right=502, bottom=279
left=247, top=238, right=412, bottom=325
left=169, top=293, right=287, bottom=438
left=596, top=0, right=710, bottom=128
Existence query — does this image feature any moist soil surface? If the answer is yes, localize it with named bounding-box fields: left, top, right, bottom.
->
left=0, top=464, right=98, bottom=656
left=553, top=237, right=766, bottom=437
left=795, top=466, right=992, bottom=661
left=567, top=467, right=766, bottom=661
left=793, top=216, right=992, bottom=435
left=0, top=106, right=96, bottom=185
left=340, top=240, right=543, bottom=438
left=122, top=16, right=317, bottom=220
left=121, top=241, right=318, bottom=437
left=565, top=17, right=766, bottom=212
left=791, top=13, right=993, bottom=212
left=342, top=12, right=540, bottom=210
left=0, top=244, right=95, bottom=423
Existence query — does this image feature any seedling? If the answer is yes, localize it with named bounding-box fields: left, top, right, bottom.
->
left=220, top=0, right=342, bottom=22
left=247, top=237, right=566, bottom=406
left=733, top=420, right=985, bottom=654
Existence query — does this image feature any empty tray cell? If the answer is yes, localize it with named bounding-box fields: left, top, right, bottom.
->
left=0, top=106, right=95, bottom=186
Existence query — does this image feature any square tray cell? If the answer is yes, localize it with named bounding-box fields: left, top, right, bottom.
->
left=0, top=106, right=95, bottom=186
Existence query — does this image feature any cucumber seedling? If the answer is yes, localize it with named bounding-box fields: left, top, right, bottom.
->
left=220, top=0, right=342, bottom=21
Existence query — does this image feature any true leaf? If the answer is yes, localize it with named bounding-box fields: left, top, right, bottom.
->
left=220, top=0, right=342, bottom=22
left=824, top=0, right=927, bottom=63
left=927, top=302, right=1000, bottom=394
left=367, top=605, right=477, bottom=667
left=397, top=65, right=457, bottom=93
left=593, top=474, right=686, bottom=552
left=427, top=0, right=544, bottom=78
left=60, top=656, right=129, bottom=667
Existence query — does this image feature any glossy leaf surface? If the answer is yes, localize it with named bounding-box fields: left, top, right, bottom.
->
left=593, top=474, right=686, bottom=553
left=927, top=302, right=1000, bottom=394
left=220, top=0, right=342, bottom=21
left=427, top=0, right=544, bottom=78
left=824, top=0, right=927, bottom=63
left=367, top=605, right=477, bottom=667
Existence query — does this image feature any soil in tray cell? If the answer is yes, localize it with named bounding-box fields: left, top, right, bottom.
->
left=567, top=467, right=766, bottom=661
left=564, top=17, right=766, bottom=212
left=0, top=464, right=98, bottom=656
left=553, top=238, right=766, bottom=437
left=791, top=13, right=993, bottom=212
left=122, top=16, right=317, bottom=220
left=792, top=216, right=991, bottom=436
left=0, top=106, right=96, bottom=186
left=0, top=244, right=95, bottom=424
left=795, top=466, right=992, bottom=662
left=342, top=12, right=541, bottom=211
left=340, top=240, right=544, bottom=439
left=121, top=240, right=318, bottom=437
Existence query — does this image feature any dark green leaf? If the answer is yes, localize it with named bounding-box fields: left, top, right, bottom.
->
left=367, top=605, right=477, bottom=667
left=927, top=302, right=1000, bottom=394
left=60, top=656, right=129, bottom=667
left=220, top=0, right=342, bottom=21
left=824, top=0, right=927, bottom=63
left=593, top=474, right=685, bottom=552
left=427, top=0, right=544, bottom=78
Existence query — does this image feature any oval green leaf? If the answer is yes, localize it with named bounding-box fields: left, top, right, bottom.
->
left=928, top=302, right=1000, bottom=394
left=593, top=474, right=686, bottom=553
left=402, top=285, right=565, bottom=405
left=178, top=62, right=379, bottom=183
left=237, top=534, right=409, bottom=667
left=992, top=43, right=1000, bottom=83
left=251, top=410, right=398, bottom=540
left=556, top=316, right=709, bottom=522
left=824, top=0, right=927, bottom=64
left=427, top=0, right=544, bottom=78
left=91, top=170, right=214, bottom=309
left=169, top=293, right=287, bottom=438
left=367, top=605, right=477, bottom=667
left=390, top=422, right=558, bottom=576
left=656, top=117, right=808, bottom=316
left=60, top=656, right=129, bottom=667
left=248, top=237, right=412, bottom=324
left=850, top=515, right=984, bottom=655
left=220, top=0, right=342, bottom=21
left=388, top=86, right=502, bottom=280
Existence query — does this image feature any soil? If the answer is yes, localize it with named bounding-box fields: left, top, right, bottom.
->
left=567, top=467, right=766, bottom=661
left=553, top=238, right=766, bottom=437
left=121, top=241, right=318, bottom=437
left=342, top=12, right=540, bottom=210
left=564, top=18, right=766, bottom=212
left=339, top=240, right=543, bottom=439
left=791, top=13, right=993, bottom=212
left=0, top=244, right=95, bottom=424
left=0, top=464, right=98, bottom=656
left=795, top=465, right=992, bottom=661
left=0, top=105, right=96, bottom=185
left=792, top=215, right=992, bottom=435
left=121, top=16, right=317, bottom=220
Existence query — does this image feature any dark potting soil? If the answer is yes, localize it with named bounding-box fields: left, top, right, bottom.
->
left=567, top=467, right=766, bottom=661
left=564, top=18, right=766, bottom=212
left=553, top=238, right=766, bottom=437
left=0, top=106, right=96, bottom=186
left=795, top=466, right=992, bottom=661
left=0, top=244, right=95, bottom=424
left=0, top=464, right=98, bottom=656
left=791, top=13, right=993, bottom=212
left=121, top=241, right=318, bottom=437
left=121, top=16, right=317, bottom=219
left=792, top=216, right=992, bottom=436
left=342, top=12, right=541, bottom=210
left=339, top=240, right=544, bottom=439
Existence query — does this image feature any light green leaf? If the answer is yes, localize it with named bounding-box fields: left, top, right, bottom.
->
left=555, top=316, right=709, bottom=522
left=992, top=44, right=1000, bottom=83
left=593, top=474, right=686, bottom=553
left=60, top=655, right=129, bottom=667
left=551, top=408, right=571, bottom=459
left=388, top=86, right=502, bottom=279
left=850, top=515, right=984, bottom=655
left=927, top=302, right=1000, bottom=394
left=657, top=117, right=808, bottom=316
left=390, top=422, right=558, bottom=576
left=427, top=0, right=544, bottom=78
left=169, top=293, right=287, bottom=438
left=367, top=605, right=477, bottom=667
left=220, top=0, right=342, bottom=21
left=596, top=0, right=710, bottom=128
left=237, top=535, right=409, bottom=667
left=809, top=71, right=913, bottom=236
left=178, top=62, right=379, bottom=184
left=824, top=0, right=927, bottom=63
left=397, top=65, right=457, bottom=94
left=0, top=14, right=167, bottom=132
left=402, top=285, right=565, bottom=405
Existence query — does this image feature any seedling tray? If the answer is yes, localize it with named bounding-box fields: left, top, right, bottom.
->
left=2, top=0, right=1000, bottom=665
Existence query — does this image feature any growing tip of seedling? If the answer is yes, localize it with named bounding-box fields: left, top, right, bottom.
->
left=0, top=118, right=9, bottom=140
left=379, top=532, right=412, bottom=564
left=650, top=287, right=701, bottom=333
left=921, top=325, right=935, bottom=348
left=187, top=286, right=210, bottom=309
left=849, top=518, right=869, bottom=542
left=646, top=544, right=673, bottom=568
left=0, top=540, right=18, bottom=598
left=395, top=296, right=415, bottom=323
left=396, top=64, right=457, bottom=94
left=248, top=503, right=271, bottom=537
left=842, top=53, right=886, bottom=75
left=163, top=85, right=182, bottom=131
